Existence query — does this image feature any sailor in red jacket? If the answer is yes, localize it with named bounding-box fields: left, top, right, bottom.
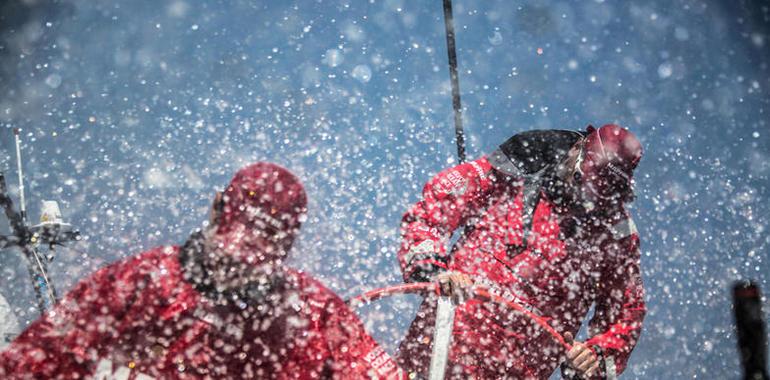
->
left=1, top=162, right=403, bottom=379
left=396, top=125, right=646, bottom=379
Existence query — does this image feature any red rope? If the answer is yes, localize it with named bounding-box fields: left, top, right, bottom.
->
left=347, top=282, right=572, bottom=353
left=470, top=287, right=571, bottom=351
left=346, top=282, right=440, bottom=307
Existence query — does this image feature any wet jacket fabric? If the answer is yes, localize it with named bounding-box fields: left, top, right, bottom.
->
left=396, top=157, right=646, bottom=379
left=0, top=245, right=403, bottom=380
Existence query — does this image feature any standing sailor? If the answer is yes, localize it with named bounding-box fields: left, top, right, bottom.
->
left=396, top=125, right=646, bottom=379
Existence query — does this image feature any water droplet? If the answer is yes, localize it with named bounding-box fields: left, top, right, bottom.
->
left=658, top=62, right=673, bottom=79
left=488, top=31, right=503, bottom=46
left=45, top=74, right=62, bottom=89
left=323, top=49, right=343, bottom=67
left=351, top=65, right=372, bottom=83
left=674, top=27, right=689, bottom=41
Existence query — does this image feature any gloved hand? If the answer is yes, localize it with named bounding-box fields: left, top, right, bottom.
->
left=563, top=332, right=600, bottom=379
left=434, top=271, right=473, bottom=304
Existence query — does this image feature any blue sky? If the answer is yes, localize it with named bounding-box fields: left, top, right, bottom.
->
left=1, top=0, right=769, bottom=378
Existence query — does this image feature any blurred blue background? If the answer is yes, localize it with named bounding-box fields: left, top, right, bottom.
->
left=1, top=0, right=769, bottom=378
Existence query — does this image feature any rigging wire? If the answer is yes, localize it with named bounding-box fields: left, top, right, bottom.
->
left=442, top=0, right=466, bottom=163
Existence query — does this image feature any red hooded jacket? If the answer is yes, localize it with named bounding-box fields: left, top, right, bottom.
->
left=1, top=162, right=404, bottom=379
left=396, top=154, right=646, bottom=379
left=0, top=244, right=403, bottom=379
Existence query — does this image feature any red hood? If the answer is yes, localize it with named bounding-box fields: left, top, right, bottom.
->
left=581, top=124, right=643, bottom=201
left=216, top=162, right=307, bottom=262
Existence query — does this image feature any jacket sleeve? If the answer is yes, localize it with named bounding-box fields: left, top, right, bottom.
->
left=321, top=295, right=405, bottom=380
left=398, top=157, right=498, bottom=282
left=585, top=215, right=647, bottom=379
left=0, top=255, right=146, bottom=379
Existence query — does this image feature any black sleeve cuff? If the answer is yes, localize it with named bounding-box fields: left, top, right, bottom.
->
left=406, top=261, right=445, bottom=283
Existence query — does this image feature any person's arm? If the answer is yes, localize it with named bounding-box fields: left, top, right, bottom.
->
left=584, top=215, right=647, bottom=379
left=0, top=254, right=148, bottom=379
left=398, top=157, right=498, bottom=282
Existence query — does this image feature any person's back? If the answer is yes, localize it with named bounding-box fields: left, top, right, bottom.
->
left=1, top=162, right=404, bottom=380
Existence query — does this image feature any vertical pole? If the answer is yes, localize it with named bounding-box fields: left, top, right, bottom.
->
left=429, top=296, right=456, bottom=380
left=13, top=128, right=26, bottom=224
left=442, top=0, right=466, bottom=163
left=6, top=130, right=58, bottom=314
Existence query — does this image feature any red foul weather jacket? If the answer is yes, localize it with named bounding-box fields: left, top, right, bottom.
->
left=396, top=157, right=646, bottom=379
left=0, top=244, right=403, bottom=379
